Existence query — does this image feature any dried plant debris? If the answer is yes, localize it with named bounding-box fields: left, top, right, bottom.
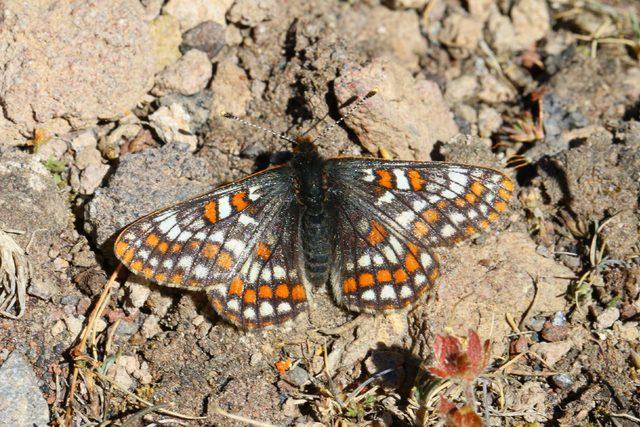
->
left=0, top=230, right=30, bottom=319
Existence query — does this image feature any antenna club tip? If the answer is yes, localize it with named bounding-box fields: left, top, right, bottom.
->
left=219, top=111, right=231, bottom=118
left=368, top=88, right=380, bottom=96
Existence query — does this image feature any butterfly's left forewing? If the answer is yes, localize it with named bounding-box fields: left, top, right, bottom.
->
left=326, top=158, right=514, bottom=311
left=114, top=166, right=308, bottom=328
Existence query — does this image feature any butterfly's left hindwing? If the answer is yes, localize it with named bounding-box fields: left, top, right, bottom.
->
left=326, top=158, right=514, bottom=311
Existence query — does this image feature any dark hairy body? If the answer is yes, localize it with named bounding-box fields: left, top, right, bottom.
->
left=291, top=140, right=335, bottom=287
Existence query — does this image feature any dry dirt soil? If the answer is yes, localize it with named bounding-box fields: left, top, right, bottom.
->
left=0, top=0, right=639, bottom=426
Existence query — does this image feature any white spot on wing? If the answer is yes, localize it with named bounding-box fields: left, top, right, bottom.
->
left=227, top=299, right=240, bottom=311
left=373, top=254, right=384, bottom=265
left=400, top=286, right=413, bottom=298
left=244, top=307, right=256, bottom=319
left=176, top=230, right=193, bottom=242
left=448, top=171, right=469, bottom=186
left=420, top=253, right=433, bottom=268
left=393, top=169, right=410, bottom=190
left=178, top=256, right=193, bottom=269
left=239, top=214, right=258, bottom=226
left=218, top=196, right=232, bottom=219
left=194, top=264, right=208, bottom=279
left=158, top=216, right=178, bottom=233
left=162, top=259, right=174, bottom=269
left=259, top=301, right=274, bottom=317
left=248, top=186, right=260, bottom=201
left=363, top=169, right=375, bottom=182
left=273, top=265, right=286, bottom=280
left=249, top=263, right=260, bottom=283
left=441, top=224, right=455, bottom=238
left=361, top=289, right=376, bottom=301
left=277, top=302, right=292, bottom=313
left=211, top=284, right=226, bottom=295
left=149, top=258, right=158, bottom=267
left=412, top=199, right=427, bottom=211
left=224, top=239, right=246, bottom=256
left=166, top=227, right=181, bottom=240
left=449, top=212, right=466, bottom=224
left=380, top=285, right=396, bottom=300
left=209, top=231, right=224, bottom=243
left=397, top=210, right=416, bottom=227
left=357, top=254, right=371, bottom=268
left=376, top=191, right=394, bottom=205
left=388, top=236, right=404, bottom=255
left=442, top=190, right=457, bottom=199
left=414, top=273, right=426, bottom=286
left=138, top=249, right=150, bottom=260
left=382, top=245, right=398, bottom=263
left=261, top=267, right=272, bottom=282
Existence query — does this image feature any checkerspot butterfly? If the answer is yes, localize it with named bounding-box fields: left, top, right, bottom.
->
left=114, top=95, right=514, bottom=329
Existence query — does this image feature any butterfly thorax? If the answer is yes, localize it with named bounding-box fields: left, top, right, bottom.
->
left=292, top=140, right=334, bottom=287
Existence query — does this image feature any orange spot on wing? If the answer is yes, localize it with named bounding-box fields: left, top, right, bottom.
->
left=122, top=248, right=135, bottom=263
left=455, top=198, right=466, bottom=207
left=244, top=289, right=256, bottom=304
left=189, top=241, right=200, bottom=250
left=158, top=241, right=169, bottom=253
left=423, top=209, right=439, bottom=223
left=377, top=269, right=392, bottom=282
left=275, top=284, right=289, bottom=299
left=465, top=193, right=477, bottom=204
left=115, top=241, right=129, bottom=257
left=145, top=233, right=160, bottom=248
left=437, top=200, right=448, bottom=210
left=367, top=220, right=388, bottom=246
left=498, top=188, right=512, bottom=201
left=376, top=170, right=393, bottom=189
left=292, top=284, right=305, bottom=301
left=155, top=273, right=166, bottom=282
left=407, top=169, right=424, bottom=191
left=171, top=243, right=182, bottom=253
left=229, top=277, right=243, bottom=296
left=232, top=191, right=249, bottom=212
left=479, top=220, right=490, bottom=229
left=212, top=299, right=223, bottom=312
left=343, top=277, right=357, bottom=294
left=217, top=251, right=233, bottom=270
left=202, top=243, right=219, bottom=258
left=429, top=268, right=439, bottom=282
left=465, top=225, right=477, bottom=236
left=259, top=286, right=273, bottom=298
left=502, top=178, right=514, bottom=192
left=494, top=201, right=507, bottom=212
left=394, top=269, right=408, bottom=284
left=470, top=181, right=485, bottom=196
left=131, top=260, right=143, bottom=271
left=413, top=220, right=429, bottom=238
left=142, top=267, right=153, bottom=278
left=358, top=273, right=375, bottom=287
left=171, top=273, right=183, bottom=284
left=204, top=201, right=217, bottom=223
left=256, top=242, right=271, bottom=260
left=405, top=254, right=420, bottom=272
left=407, top=242, right=419, bottom=255
left=488, top=212, right=499, bottom=222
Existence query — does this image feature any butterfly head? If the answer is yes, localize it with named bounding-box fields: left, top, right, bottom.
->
left=293, top=135, right=317, bottom=153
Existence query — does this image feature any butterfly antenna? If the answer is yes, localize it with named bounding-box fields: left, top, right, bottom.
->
left=220, top=111, right=297, bottom=146
left=311, top=89, right=378, bottom=143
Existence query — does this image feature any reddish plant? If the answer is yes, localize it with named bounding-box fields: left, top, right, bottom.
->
left=428, top=329, right=491, bottom=382
left=428, top=330, right=491, bottom=426
left=439, top=398, right=483, bottom=427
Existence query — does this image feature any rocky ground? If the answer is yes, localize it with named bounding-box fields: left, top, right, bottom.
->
left=0, top=0, right=639, bottom=426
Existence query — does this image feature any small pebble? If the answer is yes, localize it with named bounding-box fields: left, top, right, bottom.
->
left=595, top=307, right=620, bottom=330
left=527, top=316, right=546, bottom=332
left=541, top=321, right=569, bottom=342
left=284, top=366, right=310, bottom=387
left=552, top=373, right=573, bottom=389
left=552, top=311, right=567, bottom=326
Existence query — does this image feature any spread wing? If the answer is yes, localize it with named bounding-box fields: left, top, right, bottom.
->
left=325, top=158, right=514, bottom=311
left=114, top=166, right=308, bottom=328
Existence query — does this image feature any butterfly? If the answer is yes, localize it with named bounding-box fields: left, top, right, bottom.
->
left=114, top=113, right=514, bottom=329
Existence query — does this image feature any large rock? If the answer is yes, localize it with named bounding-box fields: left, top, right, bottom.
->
left=411, top=232, right=570, bottom=357
left=334, top=58, right=459, bottom=160
left=0, top=351, right=50, bottom=426
left=0, top=0, right=154, bottom=145
left=85, top=143, right=214, bottom=249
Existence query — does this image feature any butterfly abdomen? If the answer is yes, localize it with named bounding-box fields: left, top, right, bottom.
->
left=292, top=143, right=334, bottom=286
